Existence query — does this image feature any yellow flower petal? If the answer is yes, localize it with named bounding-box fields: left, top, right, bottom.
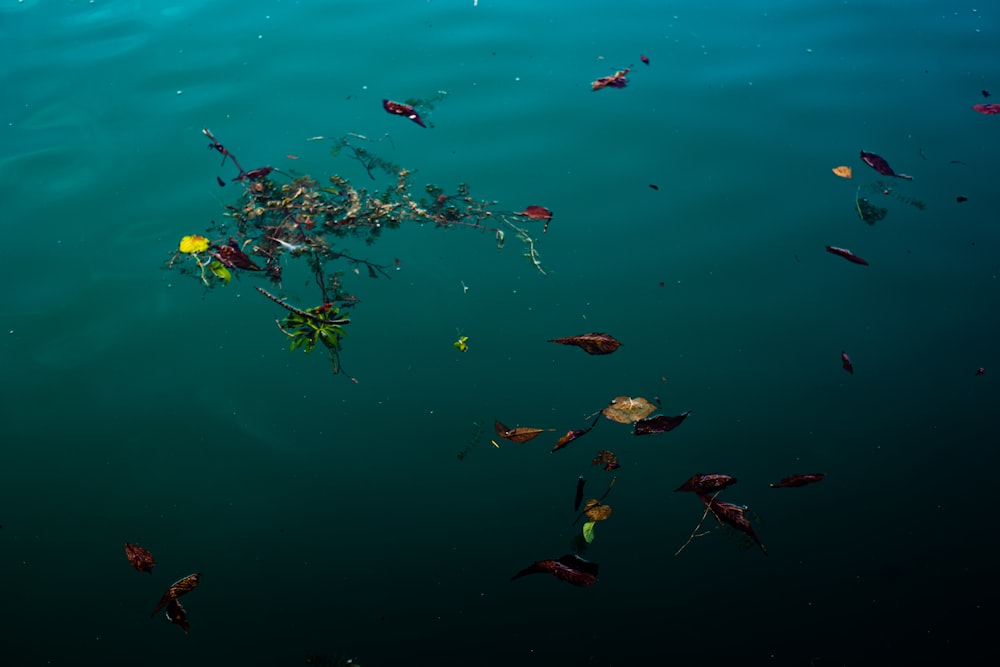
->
left=179, top=234, right=210, bottom=254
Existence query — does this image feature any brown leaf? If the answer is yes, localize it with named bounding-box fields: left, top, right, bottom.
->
left=583, top=499, right=612, bottom=521
left=124, top=542, right=155, bottom=574
left=601, top=396, right=656, bottom=424
left=591, top=450, right=620, bottom=471
left=494, top=419, right=550, bottom=443
left=548, top=332, right=622, bottom=355
left=550, top=415, right=600, bottom=452
left=151, top=573, right=201, bottom=617
left=591, top=67, right=631, bottom=91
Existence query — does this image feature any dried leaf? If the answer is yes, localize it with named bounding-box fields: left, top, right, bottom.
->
left=860, top=150, right=912, bottom=180
left=633, top=411, right=691, bottom=435
left=674, top=473, right=737, bottom=494
left=124, top=542, right=155, bottom=574
left=494, top=419, right=549, bottom=443
left=548, top=332, right=622, bottom=355
left=831, top=165, right=852, bottom=179
left=165, top=598, right=190, bottom=634
left=770, top=473, right=826, bottom=488
left=700, top=495, right=767, bottom=555
left=151, top=573, right=201, bottom=618
left=602, top=396, right=656, bottom=423
left=583, top=499, right=612, bottom=521
left=591, top=67, right=631, bottom=91
left=510, top=554, right=599, bottom=587
left=591, top=450, right=620, bottom=471
left=551, top=415, right=600, bottom=452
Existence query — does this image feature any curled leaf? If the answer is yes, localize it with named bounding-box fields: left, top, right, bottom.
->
left=582, top=521, right=596, bottom=544
left=591, top=450, right=620, bottom=471
left=592, top=67, right=631, bottom=91
left=510, top=554, right=599, bottom=587
left=832, top=166, right=852, bottom=179
left=151, top=572, right=201, bottom=618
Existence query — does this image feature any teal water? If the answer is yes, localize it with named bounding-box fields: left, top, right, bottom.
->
left=2, top=1, right=998, bottom=665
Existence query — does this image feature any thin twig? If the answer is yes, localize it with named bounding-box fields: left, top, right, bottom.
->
left=674, top=492, right=720, bottom=557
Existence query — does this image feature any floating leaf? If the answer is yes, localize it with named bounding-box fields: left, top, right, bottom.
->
left=583, top=499, right=612, bottom=521
left=209, top=260, right=232, bottom=285
left=770, top=473, right=826, bottom=488
left=675, top=473, right=737, bottom=494
left=124, top=542, right=155, bottom=574
left=213, top=240, right=263, bottom=271
left=701, top=495, right=767, bottom=555
left=515, top=205, right=553, bottom=221
left=832, top=166, right=852, bottom=179
left=591, top=67, right=631, bottom=91
left=591, top=450, right=620, bottom=471
left=582, top=521, right=596, bottom=543
left=551, top=415, right=600, bottom=452
left=860, top=150, right=912, bottom=180
left=494, top=419, right=549, bottom=443
left=548, top=332, right=622, bottom=355
left=510, top=554, right=599, bottom=587
left=633, top=411, right=691, bottom=435
left=179, top=234, right=209, bottom=254
left=602, top=396, right=657, bottom=423
left=151, top=572, right=201, bottom=618
left=454, top=335, right=469, bottom=352
left=513, top=205, right=553, bottom=233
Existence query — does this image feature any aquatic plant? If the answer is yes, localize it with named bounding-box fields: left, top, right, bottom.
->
left=165, top=130, right=549, bottom=378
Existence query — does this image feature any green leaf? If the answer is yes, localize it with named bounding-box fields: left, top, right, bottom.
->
left=582, top=521, right=596, bottom=544
left=209, top=261, right=232, bottom=285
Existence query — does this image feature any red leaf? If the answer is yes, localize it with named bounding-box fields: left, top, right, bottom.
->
left=633, top=411, right=691, bottom=435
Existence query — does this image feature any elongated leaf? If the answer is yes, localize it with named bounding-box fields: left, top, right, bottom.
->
left=548, top=332, right=622, bottom=355
left=582, top=521, right=596, bottom=544
left=494, top=419, right=550, bottom=443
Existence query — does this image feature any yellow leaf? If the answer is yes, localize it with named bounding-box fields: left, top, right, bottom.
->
left=832, top=166, right=852, bottom=179
left=179, top=234, right=210, bottom=254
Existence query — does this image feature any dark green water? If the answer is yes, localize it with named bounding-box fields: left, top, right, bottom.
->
left=2, top=1, right=998, bottom=665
